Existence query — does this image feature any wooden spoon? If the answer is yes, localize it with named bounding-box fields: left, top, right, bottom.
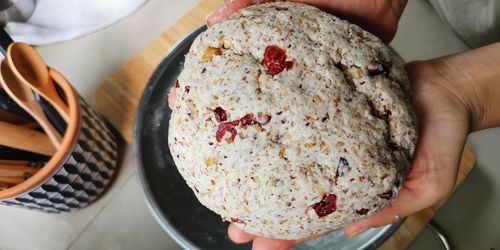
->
left=0, top=60, right=62, bottom=148
left=7, top=42, right=70, bottom=122
left=0, top=120, right=55, bottom=155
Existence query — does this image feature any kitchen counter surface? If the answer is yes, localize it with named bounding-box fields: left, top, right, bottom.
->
left=0, top=1, right=499, bottom=249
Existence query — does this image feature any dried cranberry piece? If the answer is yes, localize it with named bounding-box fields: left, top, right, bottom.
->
left=285, top=60, right=295, bottom=70
left=367, top=61, right=389, bottom=76
left=240, top=113, right=257, bottom=128
left=355, top=208, right=370, bottom=215
left=267, top=62, right=285, bottom=76
left=214, top=107, right=228, bottom=122
left=312, top=194, right=337, bottom=218
left=378, top=190, right=393, bottom=200
left=216, top=120, right=239, bottom=142
left=185, top=86, right=191, bottom=93
left=175, top=80, right=180, bottom=88
left=262, top=45, right=294, bottom=76
left=256, top=112, right=271, bottom=125
left=231, top=218, right=245, bottom=223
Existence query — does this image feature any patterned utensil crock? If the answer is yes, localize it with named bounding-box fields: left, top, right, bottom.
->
left=0, top=68, right=118, bottom=213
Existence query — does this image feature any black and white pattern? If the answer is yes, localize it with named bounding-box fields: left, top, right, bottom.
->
left=0, top=97, right=118, bottom=213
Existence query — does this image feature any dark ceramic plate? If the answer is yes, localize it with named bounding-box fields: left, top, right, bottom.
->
left=134, top=26, right=403, bottom=250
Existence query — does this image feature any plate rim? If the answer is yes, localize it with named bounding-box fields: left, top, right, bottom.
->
left=134, top=25, right=207, bottom=250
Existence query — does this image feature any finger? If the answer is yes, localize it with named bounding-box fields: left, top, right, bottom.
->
left=251, top=230, right=332, bottom=250
left=168, top=86, right=176, bottom=109
left=207, top=0, right=273, bottom=27
left=228, top=224, right=257, bottom=243
left=252, top=237, right=297, bottom=250
left=292, top=0, right=397, bottom=43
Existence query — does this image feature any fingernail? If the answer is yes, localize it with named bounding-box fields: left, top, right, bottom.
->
left=344, top=226, right=370, bottom=239
left=393, top=214, right=401, bottom=223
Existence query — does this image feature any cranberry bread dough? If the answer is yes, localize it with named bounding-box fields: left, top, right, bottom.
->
left=168, top=2, right=417, bottom=240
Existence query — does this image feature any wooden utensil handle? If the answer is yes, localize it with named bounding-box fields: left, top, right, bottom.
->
left=0, top=160, right=45, bottom=166
left=0, top=181, right=11, bottom=189
left=0, top=120, right=56, bottom=156
left=19, top=122, right=39, bottom=129
left=0, top=109, right=31, bottom=124
left=0, top=164, right=40, bottom=177
left=0, top=176, right=24, bottom=185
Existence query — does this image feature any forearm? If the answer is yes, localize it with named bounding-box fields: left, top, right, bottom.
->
left=431, top=42, right=500, bottom=131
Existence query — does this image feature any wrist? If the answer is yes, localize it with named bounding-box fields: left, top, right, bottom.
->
left=431, top=42, right=500, bottom=131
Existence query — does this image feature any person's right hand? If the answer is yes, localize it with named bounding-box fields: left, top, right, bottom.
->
left=207, top=0, right=408, bottom=44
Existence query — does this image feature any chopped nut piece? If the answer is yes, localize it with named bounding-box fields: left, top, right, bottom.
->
left=201, top=47, right=222, bottom=62
left=320, top=141, right=329, bottom=154
left=279, top=147, right=287, bottom=159
left=334, top=47, right=343, bottom=64
left=347, top=66, right=363, bottom=79
left=205, top=157, right=218, bottom=167
left=266, top=178, right=276, bottom=187
left=254, top=70, right=262, bottom=83
left=185, top=99, right=198, bottom=115
left=313, top=95, right=322, bottom=104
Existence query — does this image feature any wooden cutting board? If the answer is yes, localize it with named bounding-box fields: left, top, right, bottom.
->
left=94, top=0, right=476, bottom=249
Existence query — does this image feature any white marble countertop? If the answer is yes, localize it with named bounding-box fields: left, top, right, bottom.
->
left=0, top=1, right=499, bottom=249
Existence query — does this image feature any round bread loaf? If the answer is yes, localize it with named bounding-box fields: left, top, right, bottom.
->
left=168, top=2, right=417, bottom=239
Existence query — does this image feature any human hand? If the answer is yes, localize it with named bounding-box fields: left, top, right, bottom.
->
left=226, top=43, right=500, bottom=249
left=207, top=0, right=408, bottom=43
left=344, top=42, right=500, bottom=237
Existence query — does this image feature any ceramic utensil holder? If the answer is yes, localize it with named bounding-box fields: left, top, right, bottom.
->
left=0, top=68, right=118, bottom=213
